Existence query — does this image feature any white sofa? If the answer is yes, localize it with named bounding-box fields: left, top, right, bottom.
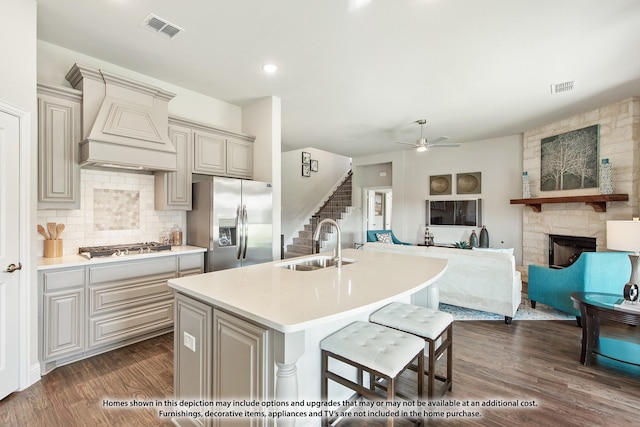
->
left=362, top=243, right=522, bottom=323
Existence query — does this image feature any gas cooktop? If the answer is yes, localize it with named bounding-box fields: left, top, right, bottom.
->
left=78, top=242, right=172, bottom=259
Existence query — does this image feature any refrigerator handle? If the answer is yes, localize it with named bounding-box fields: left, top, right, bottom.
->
left=242, top=205, right=249, bottom=259
left=236, top=204, right=242, bottom=260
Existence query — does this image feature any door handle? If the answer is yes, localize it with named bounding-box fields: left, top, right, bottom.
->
left=4, top=262, right=22, bottom=273
left=236, top=205, right=242, bottom=260
left=242, top=205, right=248, bottom=259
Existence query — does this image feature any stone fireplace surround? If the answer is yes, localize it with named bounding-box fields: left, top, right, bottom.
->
left=521, top=97, right=640, bottom=268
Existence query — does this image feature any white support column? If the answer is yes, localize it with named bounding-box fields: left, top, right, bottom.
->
left=273, top=330, right=305, bottom=427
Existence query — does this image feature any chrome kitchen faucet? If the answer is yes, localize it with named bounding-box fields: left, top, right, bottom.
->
left=313, top=218, right=342, bottom=268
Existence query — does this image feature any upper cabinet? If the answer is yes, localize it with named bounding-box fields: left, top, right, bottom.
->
left=193, top=129, right=226, bottom=175
left=155, top=117, right=255, bottom=210
left=191, top=123, right=254, bottom=179
left=226, top=137, right=253, bottom=178
left=155, top=121, right=193, bottom=210
left=37, top=83, right=82, bottom=209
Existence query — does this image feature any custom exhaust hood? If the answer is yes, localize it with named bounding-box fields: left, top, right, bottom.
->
left=65, top=63, right=177, bottom=172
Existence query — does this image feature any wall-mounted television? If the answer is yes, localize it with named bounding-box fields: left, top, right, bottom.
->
left=426, top=199, right=482, bottom=227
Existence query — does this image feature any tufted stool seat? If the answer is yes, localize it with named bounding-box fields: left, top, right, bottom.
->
left=370, top=302, right=453, bottom=398
left=320, top=321, right=425, bottom=426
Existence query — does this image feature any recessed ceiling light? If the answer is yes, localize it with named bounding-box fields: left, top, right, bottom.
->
left=262, top=63, right=278, bottom=73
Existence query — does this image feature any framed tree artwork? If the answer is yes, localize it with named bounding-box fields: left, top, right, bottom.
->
left=541, top=125, right=599, bottom=191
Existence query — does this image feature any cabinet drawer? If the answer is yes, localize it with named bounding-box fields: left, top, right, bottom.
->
left=178, top=254, right=204, bottom=272
left=89, top=300, right=174, bottom=348
left=89, top=272, right=175, bottom=316
left=42, top=267, right=85, bottom=292
left=88, top=257, right=176, bottom=285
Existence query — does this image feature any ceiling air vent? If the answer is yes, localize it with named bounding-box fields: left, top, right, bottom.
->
left=140, top=14, right=184, bottom=39
left=551, top=80, right=576, bottom=94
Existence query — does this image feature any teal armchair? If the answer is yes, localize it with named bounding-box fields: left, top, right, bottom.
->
left=366, top=230, right=412, bottom=245
left=528, top=252, right=631, bottom=324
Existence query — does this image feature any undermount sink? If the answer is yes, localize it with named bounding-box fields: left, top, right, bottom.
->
left=276, top=255, right=356, bottom=271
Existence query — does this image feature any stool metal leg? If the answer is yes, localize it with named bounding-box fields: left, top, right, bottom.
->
left=428, top=337, right=435, bottom=398
left=447, top=324, right=453, bottom=392
left=417, top=349, right=424, bottom=399
left=321, top=350, right=328, bottom=426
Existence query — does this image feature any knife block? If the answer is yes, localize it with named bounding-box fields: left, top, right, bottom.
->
left=44, top=240, right=63, bottom=258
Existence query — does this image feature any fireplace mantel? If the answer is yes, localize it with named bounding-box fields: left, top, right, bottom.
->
left=510, top=194, right=629, bottom=212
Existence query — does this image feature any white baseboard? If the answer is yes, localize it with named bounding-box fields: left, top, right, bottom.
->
left=24, top=362, right=41, bottom=390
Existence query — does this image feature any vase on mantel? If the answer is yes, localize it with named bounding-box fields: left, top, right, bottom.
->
left=479, top=225, right=489, bottom=248
left=469, top=229, right=479, bottom=248
left=600, top=158, right=613, bottom=195
left=522, top=171, right=531, bottom=198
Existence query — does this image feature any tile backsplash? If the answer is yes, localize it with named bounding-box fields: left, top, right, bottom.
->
left=37, top=169, right=185, bottom=256
left=93, top=188, right=140, bottom=231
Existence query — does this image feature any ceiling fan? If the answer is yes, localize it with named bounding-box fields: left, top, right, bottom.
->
left=395, top=119, right=460, bottom=152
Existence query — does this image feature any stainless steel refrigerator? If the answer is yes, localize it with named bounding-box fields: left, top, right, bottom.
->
left=187, top=176, right=273, bottom=272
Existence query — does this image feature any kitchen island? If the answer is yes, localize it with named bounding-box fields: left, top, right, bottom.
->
left=167, top=248, right=447, bottom=427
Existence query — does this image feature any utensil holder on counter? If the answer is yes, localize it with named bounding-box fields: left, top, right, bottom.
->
left=44, top=240, right=63, bottom=258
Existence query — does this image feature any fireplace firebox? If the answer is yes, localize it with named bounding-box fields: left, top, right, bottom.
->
left=548, top=234, right=596, bottom=268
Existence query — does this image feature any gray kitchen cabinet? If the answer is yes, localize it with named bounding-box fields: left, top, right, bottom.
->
left=156, top=117, right=255, bottom=211
left=193, top=128, right=227, bottom=176
left=155, top=121, right=193, bottom=210
left=172, top=296, right=271, bottom=427
left=212, top=309, right=270, bottom=427
left=37, top=83, right=82, bottom=209
left=40, top=267, right=85, bottom=361
left=178, top=253, right=206, bottom=277
left=189, top=119, right=255, bottom=179
left=175, top=293, right=212, bottom=427
left=39, top=252, right=204, bottom=374
left=226, top=137, right=254, bottom=178
left=87, top=257, right=176, bottom=349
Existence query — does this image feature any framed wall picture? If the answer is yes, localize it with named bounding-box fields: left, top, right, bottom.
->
left=302, top=163, right=311, bottom=177
left=456, top=172, right=481, bottom=194
left=430, top=174, right=452, bottom=195
left=302, top=151, right=311, bottom=164
left=310, top=159, right=318, bottom=172
left=541, top=125, right=599, bottom=191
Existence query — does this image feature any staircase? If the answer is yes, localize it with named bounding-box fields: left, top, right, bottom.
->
left=286, top=172, right=353, bottom=258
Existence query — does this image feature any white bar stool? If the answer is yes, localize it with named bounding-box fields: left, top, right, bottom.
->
left=320, top=321, right=425, bottom=426
left=370, top=302, right=453, bottom=398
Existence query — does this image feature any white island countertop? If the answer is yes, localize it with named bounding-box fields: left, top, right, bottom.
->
left=168, top=248, right=447, bottom=333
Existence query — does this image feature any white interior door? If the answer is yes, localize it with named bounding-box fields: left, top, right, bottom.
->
left=0, top=107, right=22, bottom=400
left=365, top=188, right=392, bottom=231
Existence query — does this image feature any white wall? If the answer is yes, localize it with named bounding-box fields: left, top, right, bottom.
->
left=353, top=135, right=524, bottom=263
left=281, top=148, right=351, bottom=246
left=1, top=0, right=38, bottom=386
left=242, top=96, right=282, bottom=260
left=37, top=41, right=242, bottom=131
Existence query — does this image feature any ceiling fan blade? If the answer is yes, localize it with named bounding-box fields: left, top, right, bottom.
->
left=429, top=143, right=461, bottom=148
left=395, top=141, right=418, bottom=147
left=429, top=136, right=450, bottom=144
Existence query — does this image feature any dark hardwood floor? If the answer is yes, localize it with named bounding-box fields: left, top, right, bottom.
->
left=0, top=334, right=175, bottom=427
left=1, top=319, right=638, bottom=427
